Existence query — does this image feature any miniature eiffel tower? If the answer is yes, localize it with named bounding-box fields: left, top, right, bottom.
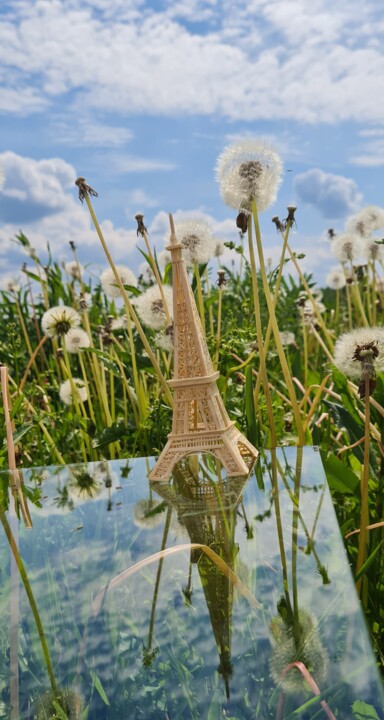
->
left=149, top=215, right=258, bottom=481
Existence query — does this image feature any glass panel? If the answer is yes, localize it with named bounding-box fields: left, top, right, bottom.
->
left=0, top=447, right=382, bottom=719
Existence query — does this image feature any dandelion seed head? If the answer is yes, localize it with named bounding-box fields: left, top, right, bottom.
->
left=362, top=238, right=384, bottom=263
left=59, top=378, right=87, bottom=406
left=110, top=316, right=128, bottom=331
left=346, top=205, right=384, bottom=237
left=134, top=284, right=173, bottom=329
left=216, top=139, right=283, bottom=213
left=138, top=260, right=155, bottom=283
left=65, top=328, right=90, bottom=353
left=334, top=327, right=384, bottom=379
left=331, top=233, right=363, bottom=263
left=157, top=249, right=172, bottom=269
left=42, top=306, right=81, bottom=337
left=172, top=220, right=215, bottom=265
left=155, top=329, right=174, bottom=351
left=214, top=239, right=225, bottom=257
left=65, top=260, right=83, bottom=280
left=100, top=265, right=137, bottom=298
left=133, top=498, right=164, bottom=529
left=326, top=268, right=346, bottom=290
left=279, top=330, right=295, bottom=346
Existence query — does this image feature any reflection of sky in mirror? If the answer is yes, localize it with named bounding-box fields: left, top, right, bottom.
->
left=0, top=447, right=383, bottom=719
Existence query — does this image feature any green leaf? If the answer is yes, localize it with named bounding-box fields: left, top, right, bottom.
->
left=352, top=700, right=380, bottom=719
left=90, top=671, right=110, bottom=706
left=320, top=452, right=359, bottom=495
left=9, top=393, right=25, bottom=420
left=331, top=366, right=363, bottom=426
left=13, top=423, right=34, bottom=445
left=92, top=423, right=128, bottom=448
left=355, top=540, right=384, bottom=582
left=51, top=700, right=69, bottom=719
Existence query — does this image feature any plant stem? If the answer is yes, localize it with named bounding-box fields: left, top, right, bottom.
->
left=356, top=380, right=371, bottom=596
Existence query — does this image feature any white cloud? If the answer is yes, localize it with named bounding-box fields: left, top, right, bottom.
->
left=106, top=155, right=176, bottom=174
left=1, top=0, right=384, bottom=124
left=53, top=118, right=134, bottom=147
left=125, top=188, right=159, bottom=209
left=294, top=168, right=363, bottom=219
left=351, top=132, right=384, bottom=167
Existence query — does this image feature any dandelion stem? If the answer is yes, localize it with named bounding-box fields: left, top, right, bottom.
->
left=356, top=381, right=371, bottom=597
left=252, top=204, right=305, bottom=445
left=82, top=193, right=173, bottom=407
left=194, top=264, right=207, bottom=336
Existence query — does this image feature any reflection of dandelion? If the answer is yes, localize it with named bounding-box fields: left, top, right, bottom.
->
left=133, top=499, right=164, bottom=529
left=34, top=687, right=83, bottom=719
left=67, top=468, right=103, bottom=500
left=270, top=608, right=328, bottom=694
left=216, top=139, right=283, bottom=213
left=59, top=378, right=87, bottom=406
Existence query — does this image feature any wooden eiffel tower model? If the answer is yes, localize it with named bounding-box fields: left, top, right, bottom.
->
left=149, top=215, right=258, bottom=481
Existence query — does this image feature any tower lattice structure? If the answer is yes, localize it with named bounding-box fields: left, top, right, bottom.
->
left=149, top=215, right=258, bottom=481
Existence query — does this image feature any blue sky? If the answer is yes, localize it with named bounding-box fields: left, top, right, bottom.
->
left=0, top=0, right=383, bottom=287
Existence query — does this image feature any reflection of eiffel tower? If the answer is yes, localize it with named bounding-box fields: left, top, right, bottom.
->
left=154, top=456, right=249, bottom=698
left=149, top=215, right=258, bottom=481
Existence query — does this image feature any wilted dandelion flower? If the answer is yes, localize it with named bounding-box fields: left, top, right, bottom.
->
left=65, top=328, right=90, bottom=353
left=134, top=284, right=173, bottom=330
left=346, top=205, right=384, bottom=237
left=280, top=330, right=295, bottom=346
left=59, top=378, right=87, bottom=406
left=331, top=233, right=363, bottom=263
left=326, top=268, right=346, bottom=290
left=100, top=265, right=137, bottom=298
left=173, top=220, right=216, bottom=265
left=216, top=139, right=283, bottom=213
left=65, top=260, right=83, bottom=280
left=133, top=498, right=164, bottom=529
left=270, top=609, right=328, bottom=694
left=42, top=306, right=81, bottom=337
left=334, top=327, right=384, bottom=396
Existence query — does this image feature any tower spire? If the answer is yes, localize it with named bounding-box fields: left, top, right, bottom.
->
left=149, top=214, right=258, bottom=481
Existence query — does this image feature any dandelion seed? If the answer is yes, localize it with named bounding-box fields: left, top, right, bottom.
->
left=133, top=498, right=164, bottom=529
left=326, top=268, right=346, bottom=290
left=59, top=378, right=88, bottom=406
left=100, top=265, right=137, bottom=298
left=65, top=260, right=83, bottom=280
left=65, top=328, right=90, bottom=353
left=42, top=306, right=81, bottom=337
left=331, top=233, right=363, bottom=263
left=334, top=327, right=384, bottom=395
left=134, top=284, right=173, bottom=330
left=173, top=220, right=216, bottom=265
left=216, top=139, right=283, bottom=213
left=346, top=205, right=384, bottom=237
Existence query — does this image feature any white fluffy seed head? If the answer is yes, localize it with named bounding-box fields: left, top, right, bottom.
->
left=362, top=238, right=384, bottom=262
left=100, top=265, right=137, bottom=298
left=346, top=206, right=384, bottom=237
left=41, top=306, right=81, bottom=337
left=326, top=268, right=346, bottom=290
left=59, top=378, right=88, bottom=406
left=173, top=220, right=216, bottom=265
left=65, top=260, right=83, bottom=280
left=216, top=139, right=283, bottom=213
left=64, top=328, right=90, bottom=353
left=331, top=233, right=363, bottom=263
left=279, top=330, right=295, bottom=346
left=134, top=285, right=173, bottom=329
left=334, top=327, right=384, bottom=379
left=157, top=249, right=172, bottom=269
